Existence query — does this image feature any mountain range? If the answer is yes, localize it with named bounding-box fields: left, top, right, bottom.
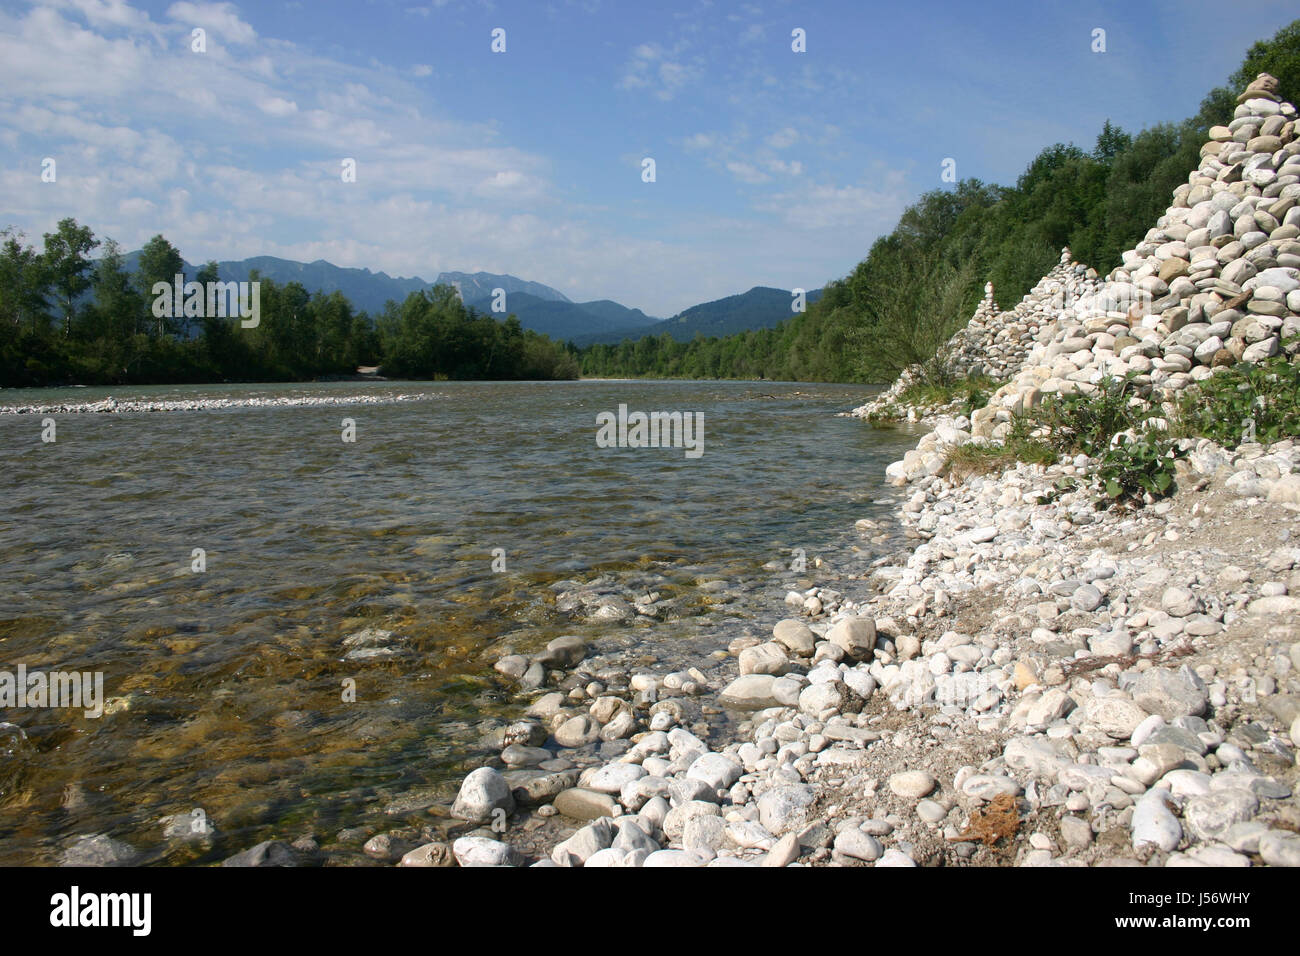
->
left=573, top=285, right=826, bottom=346
left=118, top=251, right=819, bottom=344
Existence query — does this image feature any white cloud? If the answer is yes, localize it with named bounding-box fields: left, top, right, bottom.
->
left=725, top=161, right=769, bottom=184
left=165, top=1, right=256, bottom=45
left=768, top=159, right=803, bottom=176
left=681, top=125, right=805, bottom=184
left=404, top=0, right=458, bottom=15
left=49, top=0, right=158, bottom=34
left=0, top=6, right=152, bottom=100
left=618, top=41, right=698, bottom=101
left=258, top=96, right=298, bottom=116
left=766, top=126, right=798, bottom=149
left=755, top=176, right=907, bottom=231
left=682, top=132, right=715, bottom=151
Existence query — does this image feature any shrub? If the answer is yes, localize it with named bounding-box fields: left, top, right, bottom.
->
left=852, top=253, right=979, bottom=383
left=1025, top=374, right=1151, bottom=456
left=1093, top=430, right=1183, bottom=506
left=945, top=442, right=1026, bottom=481
left=970, top=379, right=1179, bottom=507
left=1176, top=352, right=1300, bottom=448
left=943, top=428, right=1055, bottom=481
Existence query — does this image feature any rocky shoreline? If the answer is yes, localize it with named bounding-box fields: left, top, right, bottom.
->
left=407, top=72, right=1300, bottom=868
left=406, top=426, right=1296, bottom=868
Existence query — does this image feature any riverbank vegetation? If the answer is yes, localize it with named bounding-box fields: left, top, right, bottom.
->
left=944, top=345, right=1300, bottom=509
left=0, top=223, right=578, bottom=387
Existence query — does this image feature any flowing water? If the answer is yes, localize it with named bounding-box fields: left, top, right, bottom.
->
left=0, top=379, right=917, bottom=864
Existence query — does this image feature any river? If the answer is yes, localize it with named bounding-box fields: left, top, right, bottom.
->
left=0, top=379, right=917, bottom=864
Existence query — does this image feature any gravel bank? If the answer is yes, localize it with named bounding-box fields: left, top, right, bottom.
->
left=0, top=392, right=440, bottom=416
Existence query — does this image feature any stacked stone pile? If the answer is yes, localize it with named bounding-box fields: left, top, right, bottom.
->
left=950, top=254, right=1104, bottom=381
left=969, top=74, right=1300, bottom=443
left=855, top=250, right=1101, bottom=423
left=941, top=282, right=1001, bottom=379
left=874, top=74, right=1300, bottom=476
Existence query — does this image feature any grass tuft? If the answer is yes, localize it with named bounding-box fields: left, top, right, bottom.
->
left=897, top=375, right=1002, bottom=416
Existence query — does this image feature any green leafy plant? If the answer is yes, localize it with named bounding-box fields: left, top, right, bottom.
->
left=1176, top=351, right=1300, bottom=448
left=1035, top=476, right=1080, bottom=505
left=947, top=377, right=1181, bottom=508
left=1093, top=430, right=1183, bottom=507
left=1003, top=411, right=1062, bottom=464
left=959, top=379, right=1000, bottom=417
left=1025, top=374, right=1151, bottom=456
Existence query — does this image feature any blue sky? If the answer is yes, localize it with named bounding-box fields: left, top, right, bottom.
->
left=1, top=0, right=1297, bottom=317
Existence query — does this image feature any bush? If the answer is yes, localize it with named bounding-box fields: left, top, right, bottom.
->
left=944, top=440, right=1050, bottom=481
left=983, top=379, right=1179, bottom=508
left=1025, top=374, right=1151, bottom=456
left=1176, top=352, right=1300, bottom=448
left=963, top=380, right=999, bottom=415
left=949, top=355, right=1300, bottom=508
left=1093, top=430, right=1183, bottom=506
left=851, top=253, right=979, bottom=383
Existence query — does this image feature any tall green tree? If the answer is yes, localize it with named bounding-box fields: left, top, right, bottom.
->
left=41, top=217, right=98, bottom=337
left=1094, top=120, right=1131, bottom=164
left=135, top=234, right=184, bottom=337
left=85, top=239, right=142, bottom=344
left=0, top=228, right=48, bottom=332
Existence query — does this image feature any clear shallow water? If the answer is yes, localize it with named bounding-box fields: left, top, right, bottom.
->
left=0, top=379, right=916, bottom=864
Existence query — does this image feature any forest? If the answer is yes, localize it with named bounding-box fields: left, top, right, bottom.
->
left=0, top=228, right=579, bottom=387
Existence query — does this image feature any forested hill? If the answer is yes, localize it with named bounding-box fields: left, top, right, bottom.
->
left=578, top=19, right=1300, bottom=384
left=462, top=291, right=659, bottom=341
left=569, top=286, right=824, bottom=346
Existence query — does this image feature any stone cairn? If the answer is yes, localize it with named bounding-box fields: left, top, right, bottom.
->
left=948, top=281, right=1001, bottom=376
left=856, top=249, right=1102, bottom=422
left=968, top=73, right=1300, bottom=441
left=949, top=250, right=1104, bottom=382
left=868, top=72, right=1300, bottom=480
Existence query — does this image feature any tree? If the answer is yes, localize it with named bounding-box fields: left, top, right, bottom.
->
left=0, top=227, right=48, bottom=332
left=85, top=239, right=142, bottom=345
left=1093, top=120, right=1131, bottom=164
left=41, top=217, right=98, bottom=336
left=850, top=251, right=978, bottom=385
left=135, top=234, right=184, bottom=337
